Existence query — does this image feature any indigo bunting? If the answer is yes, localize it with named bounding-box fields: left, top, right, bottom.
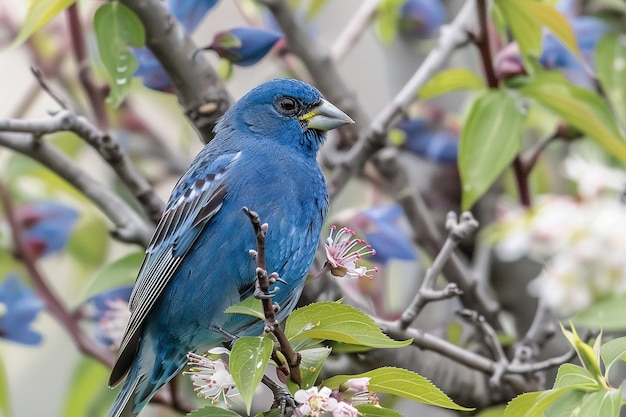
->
left=107, top=78, right=353, bottom=417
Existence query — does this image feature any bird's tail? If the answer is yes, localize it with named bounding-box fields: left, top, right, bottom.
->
left=108, top=366, right=141, bottom=417
left=107, top=338, right=188, bottom=417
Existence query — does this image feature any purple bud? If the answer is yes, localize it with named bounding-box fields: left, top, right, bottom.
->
left=208, top=27, right=282, bottom=67
left=399, top=0, right=446, bottom=39
left=0, top=274, right=44, bottom=345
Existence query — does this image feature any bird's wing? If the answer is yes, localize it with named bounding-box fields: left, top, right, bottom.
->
left=109, top=151, right=240, bottom=386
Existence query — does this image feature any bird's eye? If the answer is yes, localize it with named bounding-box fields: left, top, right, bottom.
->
left=277, top=97, right=299, bottom=115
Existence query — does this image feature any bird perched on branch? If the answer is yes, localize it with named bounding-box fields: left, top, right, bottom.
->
left=107, top=78, right=353, bottom=417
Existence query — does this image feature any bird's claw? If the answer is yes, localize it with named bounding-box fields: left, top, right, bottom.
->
left=254, top=288, right=274, bottom=300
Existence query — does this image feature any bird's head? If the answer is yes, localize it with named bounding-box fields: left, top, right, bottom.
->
left=220, top=78, right=353, bottom=154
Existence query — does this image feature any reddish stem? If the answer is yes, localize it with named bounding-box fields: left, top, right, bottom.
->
left=66, top=3, right=109, bottom=129
left=0, top=182, right=115, bottom=367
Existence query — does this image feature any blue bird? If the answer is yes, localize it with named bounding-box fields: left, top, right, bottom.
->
left=107, top=78, right=353, bottom=417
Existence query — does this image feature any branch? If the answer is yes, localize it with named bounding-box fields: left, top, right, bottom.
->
left=66, top=3, right=109, bottom=129
left=243, top=207, right=303, bottom=387
left=458, top=309, right=509, bottom=386
left=0, top=132, right=152, bottom=246
left=373, top=149, right=502, bottom=329
left=118, top=0, right=231, bottom=143
left=330, top=0, right=380, bottom=63
left=378, top=317, right=571, bottom=390
left=0, top=109, right=165, bottom=224
left=327, top=0, right=476, bottom=197
left=0, top=182, right=116, bottom=367
left=399, top=212, right=477, bottom=329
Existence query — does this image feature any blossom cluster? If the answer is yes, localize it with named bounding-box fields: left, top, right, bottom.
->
left=492, top=158, right=626, bottom=316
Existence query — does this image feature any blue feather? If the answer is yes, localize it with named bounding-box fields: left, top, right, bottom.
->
left=107, top=78, right=352, bottom=417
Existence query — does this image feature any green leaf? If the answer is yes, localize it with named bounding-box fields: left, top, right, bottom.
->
left=94, top=2, right=145, bottom=108
left=230, top=336, right=273, bottom=415
left=284, top=302, right=411, bottom=349
left=544, top=389, right=587, bottom=417
left=596, top=33, right=626, bottom=129
left=494, top=0, right=542, bottom=58
left=286, top=347, right=331, bottom=392
left=572, top=294, right=626, bottom=331
left=253, top=410, right=281, bottom=417
left=0, top=354, right=10, bottom=417
left=355, top=404, right=404, bottom=417
left=553, top=363, right=597, bottom=389
left=459, top=90, right=525, bottom=210
left=186, top=405, right=242, bottom=417
left=66, top=212, right=110, bottom=270
left=494, top=0, right=579, bottom=75
left=418, top=69, right=486, bottom=100
left=306, top=0, right=330, bottom=20
left=520, top=71, right=626, bottom=163
left=77, top=251, right=143, bottom=306
left=475, top=405, right=507, bottom=417
left=375, top=0, right=404, bottom=44
left=217, top=33, right=242, bottom=49
left=504, top=388, right=573, bottom=417
left=224, top=296, right=265, bottom=320
left=561, top=324, right=607, bottom=388
left=576, top=388, right=622, bottom=417
left=523, top=1, right=580, bottom=59
left=60, top=357, right=118, bottom=417
left=9, top=0, right=76, bottom=48
left=323, top=367, right=473, bottom=411
left=600, top=337, right=626, bottom=376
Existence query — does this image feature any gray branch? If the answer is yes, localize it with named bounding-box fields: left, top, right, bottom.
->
left=328, top=0, right=476, bottom=197
left=0, top=132, right=152, bottom=247
left=0, top=110, right=165, bottom=224
left=119, top=0, right=231, bottom=143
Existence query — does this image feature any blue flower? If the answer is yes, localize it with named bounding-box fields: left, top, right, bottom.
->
left=539, top=17, right=610, bottom=88
left=168, top=0, right=220, bottom=32
left=15, top=201, right=79, bottom=258
left=358, top=204, right=417, bottom=265
left=494, top=5, right=611, bottom=88
left=207, top=27, right=283, bottom=67
left=397, top=118, right=459, bottom=164
left=132, top=48, right=173, bottom=92
left=82, top=285, right=133, bottom=349
left=0, top=274, right=44, bottom=345
left=399, top=0, right=446, bottom=39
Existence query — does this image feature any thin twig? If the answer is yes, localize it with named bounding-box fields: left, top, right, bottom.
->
left=375, top=149, right=502, bottom=329
left=378, top=317, right=571, bottom=386
left=457, top=309, right=509, bottom=386
left=0, top=109, right=165, bottom=224
left=327, top=0, right=476, bottom=198
left=0, top=132, right=152, bottom=246
left=0, top=181, right=116, bottom=367
left=243, top=207, right=303, bottom=387
left=475, top=0, right=498, bottom=89
left=330, top=0, right=380, bottom=62
left=31, top=68, right=68, bottom=110
left=66, top=3, right=109, bottom=129
left=399, top=212, right=478, bottom=329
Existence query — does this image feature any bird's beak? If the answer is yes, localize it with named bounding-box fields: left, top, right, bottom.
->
left=299, top=99, right=354, bottom=131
